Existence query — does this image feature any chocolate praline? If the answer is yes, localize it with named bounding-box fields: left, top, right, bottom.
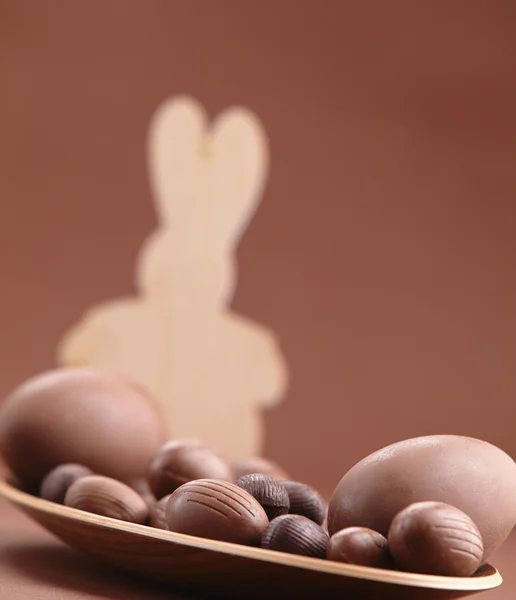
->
left=236, top=473, right=289, bottom=520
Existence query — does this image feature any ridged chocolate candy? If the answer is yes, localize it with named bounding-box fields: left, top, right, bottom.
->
left=65, top=475, right=149, bottom=524
left=236, top=474, right=289, bottom=520
left=262, top=514, right=328, bottom=558
left=282, top=481, right=326, bottom=525
left=165, top=479, right=269, bottom=545
left=388, top=501, right=484, bottom=576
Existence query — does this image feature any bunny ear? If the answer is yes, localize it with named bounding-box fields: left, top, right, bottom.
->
left=147, top=95, right=208, bottom=225
left=210, top=107, right=269, bottom=249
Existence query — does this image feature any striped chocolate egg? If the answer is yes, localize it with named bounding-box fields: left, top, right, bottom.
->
left=165, top=479, right=269, bottom=545
left=388, top=501, right=483, bottom=576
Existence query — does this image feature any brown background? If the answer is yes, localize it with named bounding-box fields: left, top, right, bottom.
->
left=1, top=1, right=516, bottom=598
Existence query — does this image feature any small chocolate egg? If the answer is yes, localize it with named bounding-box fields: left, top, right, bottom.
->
left=236, top=474, right=290, bottom=520
left=327, top=435, right=516, bottom=559
left=40, top=463, right=93, bottom=504
left=0, top=368, right=168, bottom=487
left=147, top=439, right=234, bottom=499
left=65, top=475, right=149, bottom=524
left=283, top=481, right=326, bottom=525
left=234, top=457, right=290, bottom=481
left=165, top=479, right=269, bottom=545
left=262, top=514, right=328, bottom=558
left=327, top=527, right=393, bottom=569
left=149, top=494, right=171, bottom=530
left=388, top=501, right=483, bottom=576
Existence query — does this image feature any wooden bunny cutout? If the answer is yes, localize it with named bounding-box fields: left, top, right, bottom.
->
left=57, top=96, right=288, bottom=459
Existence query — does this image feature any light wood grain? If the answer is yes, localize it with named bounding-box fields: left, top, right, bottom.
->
left=0, top=478, right=502, bottom=599
left=57, top=96, right=288, bottom=461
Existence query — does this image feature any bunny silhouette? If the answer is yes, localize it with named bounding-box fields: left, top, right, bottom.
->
left=57, top=95, right=288, bottom=459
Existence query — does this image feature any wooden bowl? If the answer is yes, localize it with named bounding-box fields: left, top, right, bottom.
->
left=0, top=478, right=502, bottom=599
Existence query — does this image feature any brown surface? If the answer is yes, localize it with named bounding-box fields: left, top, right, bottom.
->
left=2, top=0, right=516, bottom=598
left=0, top=497, right=193, bottom=599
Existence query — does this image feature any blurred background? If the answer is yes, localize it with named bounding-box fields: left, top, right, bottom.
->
left=1, top=0, right=516, bottom=499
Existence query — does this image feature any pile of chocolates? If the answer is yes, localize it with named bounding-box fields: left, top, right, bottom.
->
left=35, top=441, right=485, bottom=577
left=1, top=367, right=516, bottom=579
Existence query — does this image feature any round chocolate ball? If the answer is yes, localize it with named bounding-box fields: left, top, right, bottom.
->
left=147, top=439, right=234, bottom=499
left=282, top=481, right=326, bottom=525
left=65, top=475, right=149, bottom=524
left=388, top=501, right=484, bottom=576
left=327, top=435, right=516, bottom=559
left=262, top=514, right=328, bottom=558
left=234, top=457, right=290, bottom=481
left=236, top=474, right=290, bottom=520
left=40, top=463, right=93, bottom=504
left=165, top=479, right=269, bottom=545
left=0, top=368, right=168, bottom=487
left=327, top=527, right=393, bottom=569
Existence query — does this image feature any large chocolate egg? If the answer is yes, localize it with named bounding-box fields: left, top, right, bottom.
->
left=0, top=368, right=168, bottom=487
left=327, top=435, right=516, bottom=559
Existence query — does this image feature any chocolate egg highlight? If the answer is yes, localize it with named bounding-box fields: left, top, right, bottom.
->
left=328, top=435, right=516, bottom=558
left=0, top=368, right=168, bottom=487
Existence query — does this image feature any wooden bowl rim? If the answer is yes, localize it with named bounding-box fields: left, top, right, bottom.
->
left=0, top=477, right=502, bottom=592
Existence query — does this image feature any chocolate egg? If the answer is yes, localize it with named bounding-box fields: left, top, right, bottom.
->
left=283, top=481, right=326, bottom=525
left=236, top=474, right=290, bottom=520
left=261, top=514, right=329, bottom=558
left=147, top=439, right=234, bottom=499
left=65, top=475, right=149, bottom=524
left=327, top=527, right=393, bottom=569
left=40, top=463, right=93, bottom=504
left=388, top=501, right=483, bottom=576
left=0, top=368, right=168, bottom=487
left=165, top=479, right=269, bottom=545
left=328, top=435, right=516, bottom=559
